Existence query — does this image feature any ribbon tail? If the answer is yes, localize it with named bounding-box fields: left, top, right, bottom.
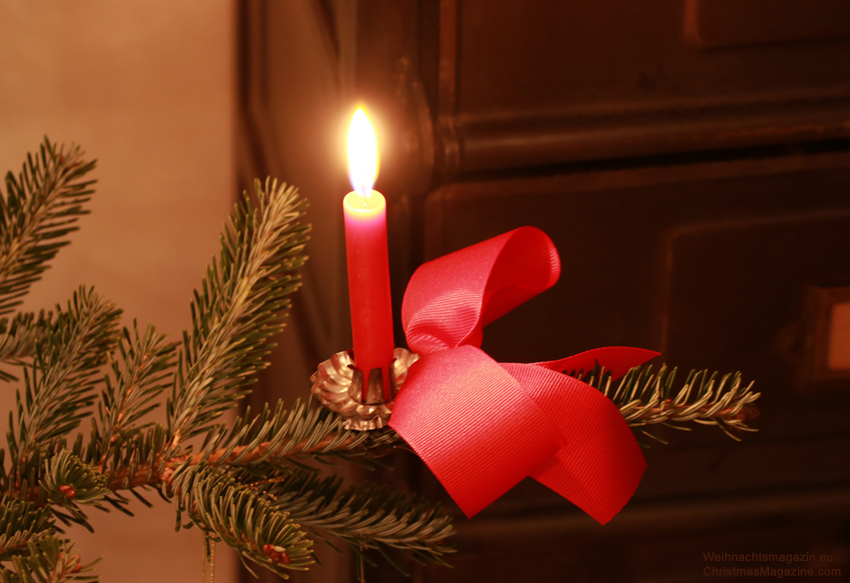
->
left=503, top=362, right=646, bottom=524
left=537, top=346, right=660, bottom=380
left=532, top=436, right=645, bottom=524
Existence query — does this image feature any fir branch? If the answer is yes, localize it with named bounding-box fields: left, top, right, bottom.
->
left=0, top=497, right=54, bottom=559
left=7, top=288, right=121, bottom=477
left=0, top=313, right=51, bottom=382
left=254, top=467, right=455, bottom=574
left=170, top=464, right=314, bottom=579
left=0, top=139, right=96, bottom=316
left=576, top=364, right=761, bottom=443
left=0, top=536, right=97, bottom=583
left=167, top=179, right=309, bottom=446
left=98, top=423, right=171, bottom=493
left=195, top=400, right=401, bottom=469
left=94, top=323, right=177, bottom=467
left=93, top=403, right=398, bottom=495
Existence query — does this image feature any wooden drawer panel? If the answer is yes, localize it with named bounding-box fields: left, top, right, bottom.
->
left=433, top=0, right=850, bottom=173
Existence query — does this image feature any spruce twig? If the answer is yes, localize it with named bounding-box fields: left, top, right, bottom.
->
left=0, top=497, right=54, bottom=558
left=166, top=178, right=309, bottom=447
left=93, top=322, right=178, bottom=469
left=575, top=364, right=761, bottom=443
left=253, top=467, right=455, bottom=574
left=0, top=313, right=53, bottom=381
left=7, top=288, right=121, bottom=487
left=0, top=536, right=97, bottom=583
left=98, top=408, right=400, bottom=493
left=170, top=465, right=315, bottom=579
left=0, top=139, right=95, bottom=317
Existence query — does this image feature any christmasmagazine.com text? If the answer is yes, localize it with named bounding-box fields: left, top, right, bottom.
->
left=702, top=551, right=842, bottom=579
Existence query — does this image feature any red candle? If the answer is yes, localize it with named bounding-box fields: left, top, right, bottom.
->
left=344, top=108, right=394, bottom=400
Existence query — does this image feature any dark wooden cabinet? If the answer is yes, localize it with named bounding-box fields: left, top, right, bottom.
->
left=238, top=1, right=850, bottom=581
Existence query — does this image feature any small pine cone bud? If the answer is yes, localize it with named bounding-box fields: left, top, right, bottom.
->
left=60, top=552, right=82, bottom=573
left=160, top=467, right=174, bottom=484
left=59, top=485, right=76, bottom=499
left=262, top=544, right=290, bottom=565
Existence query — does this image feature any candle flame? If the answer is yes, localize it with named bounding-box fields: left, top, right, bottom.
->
left=347, top=108, right=379, bottom=197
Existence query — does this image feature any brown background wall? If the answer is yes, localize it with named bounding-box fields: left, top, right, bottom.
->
left=0, top=2, right=238, bottom=581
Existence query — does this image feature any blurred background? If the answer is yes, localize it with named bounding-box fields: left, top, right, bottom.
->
left=3, top=1, right=850, bottom=582
left=0, top=1, right=237, bottom=581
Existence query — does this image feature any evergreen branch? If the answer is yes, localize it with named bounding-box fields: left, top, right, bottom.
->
left=170, top=465, right=314, bottom=579
left=0, top=313, right=51, bottom=382
left=0, top=497, right=54, bottom=559
left=95, top=404, right=398, bottom=494
left=0, top=536, right=97, bottom=583
left=94, top=323, right=177, bottom=467
left=7, top=288, right=121, bottom=475
left=196, top=400, right=401, bottom=469
left=575, top=364, right=761, bottom=442
left=254, top=467, right=455, bottom=574
left=97, top=424, right=171, bottom=492
left=167, top=179, right=309, bottom=446
left=0, top=139, right=96, bottom=316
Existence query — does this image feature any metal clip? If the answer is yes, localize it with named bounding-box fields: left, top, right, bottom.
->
left=310, top=348, right=419, bottom=431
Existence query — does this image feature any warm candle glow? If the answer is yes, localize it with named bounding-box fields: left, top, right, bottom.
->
left=344, top=190, right=385, bottom=221
left=347, top=108, right=379, bottom=197
left=342, top=107, right=394, bottom=401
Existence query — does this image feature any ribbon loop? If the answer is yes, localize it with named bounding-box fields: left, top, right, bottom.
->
left=403, top=227, right=559, bottom=354
left=390, top=227, right=658, bottom=522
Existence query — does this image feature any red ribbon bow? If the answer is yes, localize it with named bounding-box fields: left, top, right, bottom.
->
left=388, top=227, right=659, bottom=523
